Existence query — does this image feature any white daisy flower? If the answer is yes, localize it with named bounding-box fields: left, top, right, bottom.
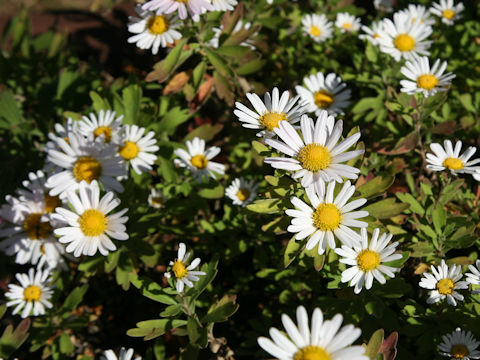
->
left=377, top=12, right=433, bottom=61
left=208, top=0, right=237, bottom=11
left=397, top=4, right=435, bottom=26
left=466, top=260, right=480, bottom=285
left=141, top=0, right=214, bottom=21
left=438, top=328, right=480, bottom=360
left=234, top=87, right=308, bottom=138
left=374, top=0, right=394, bottom=12
left=335, top=228, right=403, bottom=294
left=419, top=260, right=469, bottom=306
left=225, top=177, right=258, bottom=206
left=426, top=140, right=480, bottom=177
left=45, top=132, right=126, bottom=197
left=148, top=188, right=167, bottom=209
left=295, top=72, right=351, bottom=116
left=45, top=117, right=79, bottom=151
left=430, top=0, right=464, bottom=25
left=53, top=180, right=128, bottom=257
left=128, top=6, right=182, bottom=55
left=5, top=268, right=53, bottom=319
left=117, top=125, right=159, bottom=175
left=78, top=110, right=123, bottom=144
left=101, top=347, right=141, bottom=360
left=264, top=113, right=364, bottom=190
left=257, top=305, right=368, bottom=360
left=173, top=137, right=225, bottom=182
left=164, top=242, right=206, bottom=293
left=335, top=13, right=361, bottom=33
left=301, top=14, right=333, bottom=43
left=286, top=180, right=368, bottom=254
left=400, top=57, right=456, bottom=97
left=359, top=21, right=385, bottom=45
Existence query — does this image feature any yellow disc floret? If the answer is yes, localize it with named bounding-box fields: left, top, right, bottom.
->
left=294, top=345, right=332, bottom=360
left=450, top=344, right=469, bottom=359
left=310, top=26, right=322, bottom=37
left=259, top=112, right=287, bottom=132
left=23, top=285, right=42, bottom=302
left=172, top=259, right=188, bottom=279
left=342, top=22, right=353, bottom=30
left=314, top=90, right=334, bottom=109
left=236, top=188, right=251, bottom=202
left=393, top=33, right=416, bottom=52
left=298, top=144, right=332, bottom=172
left=356, top=250, right=381, bottom=272
left=442, top=9, right=455, bottom=20
left=190, top=154, right=209, bottom=169
left=119, top=141, right=140, bottom=160
left=416, top=74, right=439, bottom=90
left=437, top=278, right=455, bottom=295
left=312, top=203, right=342, bottom=231
left=147, top=15, right=170, bottom=35
left=24, top=213, right=53, bottom=240
left=73, top=156, right=102, bottom=183
left=78, top=209, right=107, bottom=237
left=93, top=126, right=112, bottom=142
left=44, top=191, right=61, bottom=213
left=443, top=157, right=464, bottom=170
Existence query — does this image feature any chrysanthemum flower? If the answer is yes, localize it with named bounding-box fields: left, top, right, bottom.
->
left=301, top=14, right=333, bottom=43
left=142, top=0, right=213, bottom=21
left=400, top=57, right=455, bottom=97
left=264, top=113, right=364, bottom=190
left=257, top=305, right=368, bottom=360
left=438, top=328, right=480, bottom=360
left=419, top=260, right=469, bottom=306
left=53, top=180, right=128, bottom=257
left=335, top=13, right=361, bottom=33
left=164, top=242, right=206, bottom=292
left=101, top=347, right=142, bottom=360
left=148, top=188, right=167, bottom=209
left=397, top=4, right=435, bottom=26
left=209, top=0, right=237, bottom=11
left=295, top=72, right=351, bottom=116
left=128, top=6, right=182, bottom=55
left=174, top=137, right=225, bottom=182
left=78, top=110, right=123, bottom=144
left=360, top=21, right=384, bottom=45
left=426, top=140, right=480, bottom=178
left=430, top=0, right=464, bottom=25
left=117, top=125, right=158, bottom=174
left=335, top=228, right=402, bottom=294
left=234, top=87, right=307, bottom=138
left=225, top=177, right=258, bottom=206
left=377, top=12, right=432, bottom=61
left=286, top=180, right=368, bottom=254
left=466, top=260, right=480, bottom=286
left=5, top=268, right=53, bottom=318
left=45, top=132, right=126, bottom=196
left=45, top=117, right=78, bottom=151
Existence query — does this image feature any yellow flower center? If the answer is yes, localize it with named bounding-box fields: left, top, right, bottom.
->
left=451, top=344, right=469, bottom=359
left=342, top=22, right=353, bottom=30
left=23, top=285, right=42, bottom=302
left=119, top=141, right=140, bottom=160
left=93, top=126, right=112, bottom=142
left=147, top=15, right=170, bottom=35
left=443, top=157, right=464, bottom=170
left=176, top=0, right=188, bottom=2
left=78, top=209, right=107, bottom=237
left=312, top=203, right=342, bottom=231
left=259, top=112, right=287, bottom=132
left=437, top=278, right=455, bottom=295
left=313, top=90, right=334, bottom=109
left=151, top=197, right=163, bottom=207
left=236, top=188, right=251, bottom=202
left=297, top=144, right=332, bottom=172
left=442, top=9, right=455, bottom=19
left=416, top=74, right=439, bottom=90
left=310, top=25, right=321, bottom=37
left=172, top=259, right=188, bottom=279
left=190, top=154, right=209, bottom=169
left=356, top=250, right=381, bottom=271
left=44, top=191, right=61, bottom=213
left=23, top=213, right=53, bottom=240
left=73, top=156, right=102, bottom=183
left=373, top=33, right=380, bottom=39
left=393, top=33, right=416, bottom=52
left=294, top=345, right=332, bottom=360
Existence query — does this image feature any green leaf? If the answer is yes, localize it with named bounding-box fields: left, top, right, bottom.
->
left=160, top=304, right=182, bottom=317
left=129, top=274, right=177, bottom=305
left=246, top=199, right=282, bottom=214
left=186, top=255, right=219, bottom=301
left=122, top=84, right=142, bottom=124
left=363, top=198, right=409, bottom=219
left=187, top=317, right=208, bottom=348
left=146, top=39, right=188, bottom=82
left=365, top=329, right=384, bottom=359
left=192, top=61, right=207, bottom=90
left=0, top=318, right=30, bottom=359
left=356, top=176, right=395, bottom=199
left=62, top=284, right=89, bottom=315
left=0, top=90, right=23, bottom=125
left=184, top=123, right=223, bottom=142
left=198, top=183, right=225, bottom=199
left=158, top=106, right=192, bottom=135
left=205, top=48, right=233, bottom=78
left=236, top=58, right=266, bottom=76
left=438, top=179, right=463, bottom=205
left=202, top=295, right=239, bottom=324
left=213, top=71, right=234, bottom=106
left=59, top=333, right=74, bottom=355
left=89, top=91, right=110, bottom=111
left=252, top=140, right=270, bottom=156
left=396, top=193, right=425, bottom=215
left=432, top=205, right=446, bottom=234
left=216, top=45, right=250, bottom=58
left=284, top=235, right=306, bottom=268
left=127, top=319, right=187, bottom=341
